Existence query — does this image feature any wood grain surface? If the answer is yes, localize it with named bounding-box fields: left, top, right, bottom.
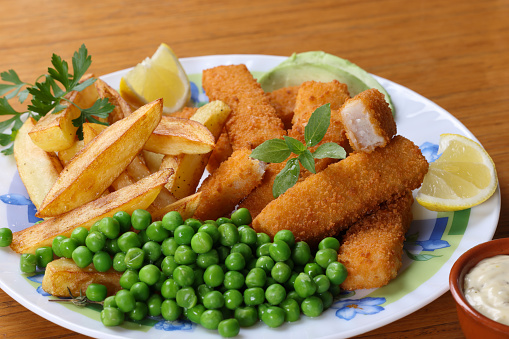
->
left=1, top=0, right=508, bottom=338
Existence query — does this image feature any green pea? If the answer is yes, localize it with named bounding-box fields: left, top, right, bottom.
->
left=243, top=287, right=265, bottom=306
left=301, top=296, right=323, bottom=317
left=103, top=295, right=117, bottom=308
left=93, top=251, right=112, bottom=272
left=255, top=255, right=275, bottom=273
left=124, top=247, right=144, bottom=269
left=225, top=252, right=246, bottom=271
left=86, top=283, right=107, bottom=302
left=203, top=290, right=224, bottom=309
left=230, top=243, right=253, bottom=261
left=265, top=283, right=286, bottom=305
left=304, top=262, right=324, bottom=278
left=218, top=223, right=239, bottom=246
left=200, top=309, right=223, bottom=330
left=284, top=271, right=299, bottom=290
left=119, top=269, right=139, bottom=290
left=280, top=298, right=300, bottom=322
left=112, top=252, right=127, bottom=272
left=313, top=274, right=331, bottom=293
left=215, top=217, right=232, bottom=226
left=315, top=248, right=338, bottom=269
left=176, top=286, right=198, bottom=309
left=223, top=271, right=245, bottom=290
left=98, top=217, right=120, bottom=239
left=234, top=306, right=258, bottom=327
left=286, top=290, right=304, bottom=305
left=137, top=229, right=150, bottom=244
left=190, top=231, right=213, bottom=254
left=257, top=303, right=269, bottom=319
left=161, top=299, right=182, bottom=321
left=329, top=281, right=341, bottom=297
left=161, top=278, right=180, bottom=299
left=256, top=233, right=271, bottom=248
left=130, top=281, right=150, bottom=301
left=101, top=307, right=124, bottom=326
left=326, top=261, right=348, bottom=285
left=128, top=301, right=148, bottom=321
left=292, top=241, right=312, bottom=265
left=197, top=284, right=214, bottom=303
left=218, top=318, right=240, bottom=338
left=192, top=267, right=205, bottom=287
left=271, top=261, right=292, bottom=283
left=186, top=304, right=205, bottom=324
left=198, top=223, right=220, bottom=245
left=261, top=306, right=285, bottom=328
left=203, top=264, right=224, bottom=288
left=59, top=238, right=78, bottom=258
left=318, top=237, right=340, bottom=251
left=184, top=218, right=202, bottom=232
left=20, top=253, right=36, bottom=273
left=294, top=272, right=317, bottom=298
left=245, top=267, right=266, bottom=288
left=162, top=211, right=184, bottom=232
left=256, top=242, right=271, bottom=257
left=161, top=237, right=178, bottom=256
left=239, top=227, right=257, bottom=246
left=141, top=241, right=161, bottom=263
left=117, top=231, right=141, bottom=252
left=52, top=235, right=66, bottom=257
left=70, top=227, right=88, bottom=246
left=35, top=246, right=53, bottom=268
left=174, top=245, right=197, bottom=265
left=139, top=264, right=161, bottom=286
left=86, top=231, right=106, bottom=253
left=72, top=245, right=93, bottom=268
left=147, top=294, right=162, bottom=317
left=269, top=240, right=291, bottom=262
left=113, top=211, right=132, bottom=233
left=231, top=208, right=252, bottom=227
left=145, top=221, right=168, bottom=242
left=216, top=245, right=230, bottom=262
left=104, top=238, right=121, bottom=255
left=173, top=265, right=195, bottom=287
left=318, top=291, right=334, bottom=310
left=131, top=209, right=152, bottom=230
left=223, top=289, right=243, bottom=310
left=174, top=225, right=195, bottom=245
left=115, top=289, right=136, bottom=313
left=273, top=229, right=295, bottom=248
left=196, top=249, right=219, bottom=269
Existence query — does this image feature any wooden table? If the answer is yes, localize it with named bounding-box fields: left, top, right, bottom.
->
left=1, top=0, right=508, bottom=337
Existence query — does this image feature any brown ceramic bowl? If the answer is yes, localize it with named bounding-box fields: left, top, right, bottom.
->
left=449, top=238, right=509, bottom=339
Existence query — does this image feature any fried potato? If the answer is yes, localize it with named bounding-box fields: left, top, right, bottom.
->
left=142, top=150, right=164, bottom=173
left=10, top=168, right=173, bottom=254
left=162, top=101, right=231, bottom=199
left=28, top=75, right=99, bottom=152
left=42, top=258, right=122, bottom=298
left=82, top=122, right=107, bottom=144
left=57, top=139, right=84, bottom=166
left=144, top=116, right=215, bottom=155
left=13, top=117, right=63, bottom=210
left=94, top=78, right=132, bottom=123
left=151, top=192, right=202, bottom=221
left=36, top=99, right=163, bottom=218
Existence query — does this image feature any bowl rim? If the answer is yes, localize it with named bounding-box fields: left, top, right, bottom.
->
left=449, top=237, right=509, bottom=333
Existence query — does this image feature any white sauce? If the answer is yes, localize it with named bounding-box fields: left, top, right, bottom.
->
left=464, top=255, right=509, bottom=326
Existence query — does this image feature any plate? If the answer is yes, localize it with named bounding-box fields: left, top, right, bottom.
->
left=0, top=54, right=501, bottom=338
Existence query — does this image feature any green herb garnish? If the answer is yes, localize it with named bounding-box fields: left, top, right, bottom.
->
left=250, top=103, right=346, bottom=198
left=0, top=44, right=115, bottom=155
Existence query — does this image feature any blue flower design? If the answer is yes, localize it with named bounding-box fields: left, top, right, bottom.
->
left=154, top=319, right=195, bottom=332
left=420, top=142, right=440, bottom=163
left=331, top=297, right=386, bottom=321
left=415, top=239, right=450, bottom=251
left=189, top=81, right=209, bottom=107
left=0, top=194, right=42, bottom=223
left=26, top=273, right=51, bottom=296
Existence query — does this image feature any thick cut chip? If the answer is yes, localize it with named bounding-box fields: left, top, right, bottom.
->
left=11, top=169, right=173, bottom=254
left=36, top=99, right=162, bottom=218
left=95, top=78, right=132, bottom=123
left=151, top=192, right=202, bottom=221
left=144, top=116, right=215, bottom=155
left=13, top=117, right=63, bottom=210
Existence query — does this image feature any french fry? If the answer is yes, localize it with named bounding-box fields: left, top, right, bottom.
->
left=144, top=116, right=215, bottom=155
left=13, top=117, right=63, bottom=210
left=57, top=139, right=84, bottom=166
left=94, top=78, right=132, bottom=123
left=28, top=74, right=99, bottom=152
left=10, top=168, right=173, bottom=254
left=161, top=100, right=231, bottom=199
left=42, top=258, right=122, bottom=298
left=142, top=150, right=164, bottom=173
left=36, top=99, right=163, bottom=218
left=151, top=192, right=202, bottom=221
left=82, top=122, right=108, bottom=144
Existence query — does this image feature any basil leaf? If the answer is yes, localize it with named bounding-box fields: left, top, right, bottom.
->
left=273, top=158, right=300, bottom=198
left=298, top=150, right=316, bottom=174
left=250, top=139, right=291, bottom=163
left=304, top=103, right=331, bottom=147
left=284, top=136, right=306, bottom=155
left=312, top=142, right=347, bottom=159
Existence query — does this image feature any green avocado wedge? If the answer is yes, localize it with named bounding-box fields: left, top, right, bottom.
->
left=258, top=51, right=394, bottom=114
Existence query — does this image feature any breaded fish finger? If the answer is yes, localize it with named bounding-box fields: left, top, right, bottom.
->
left=338, top=191, right=414, bottom=290
left=267, top=85, right=300, bottom=130
left=202, top=64, right=285, bottom=151
left=252, top=135, right=428, bottom=247
left=340, top=88, right=396, bottom=153
left=194, top=148, right=266, bottom=220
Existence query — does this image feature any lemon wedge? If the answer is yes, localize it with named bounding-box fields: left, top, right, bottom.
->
left=416, top=134, right=497, bottom=211
left=120, top=43, right=190, bottom=114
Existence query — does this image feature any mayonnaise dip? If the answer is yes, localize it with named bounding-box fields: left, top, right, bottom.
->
left=464, top=254, right=509, bottom=326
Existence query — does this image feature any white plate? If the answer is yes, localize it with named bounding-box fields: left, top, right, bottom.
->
left=0, top=54, right=501, bottom=339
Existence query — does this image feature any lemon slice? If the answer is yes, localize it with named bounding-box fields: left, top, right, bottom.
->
left=120, top=43, right=190, bottom=114
left=416, top=134, right=497, bottom=211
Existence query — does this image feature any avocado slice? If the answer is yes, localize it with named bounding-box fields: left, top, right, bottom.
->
left=258, top=51, right=394, bottom=114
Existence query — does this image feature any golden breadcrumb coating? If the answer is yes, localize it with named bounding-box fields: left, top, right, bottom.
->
left=267, top=86, right=300, bottom=130
left=206, top=129, right=233, bottom=174
left=202, top=64, right=286, bottom=151
left=194, top=148, right=266, bottom=220
left=252, top=135, right=428, bottom=247
left=338, top=191, right=414, bottom=290
left=340, top=88, right=396, bottom=153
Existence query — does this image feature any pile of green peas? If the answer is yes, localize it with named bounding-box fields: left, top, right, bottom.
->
left=2, top=207, right=347, bottom=338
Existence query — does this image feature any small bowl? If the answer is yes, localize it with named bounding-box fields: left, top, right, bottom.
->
left=450, top=238, right=509, bottom=339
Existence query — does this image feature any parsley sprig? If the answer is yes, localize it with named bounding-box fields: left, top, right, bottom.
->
left=250, top=103, right=347, bottom=198
left=0, top=44, right=114, bottom=155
